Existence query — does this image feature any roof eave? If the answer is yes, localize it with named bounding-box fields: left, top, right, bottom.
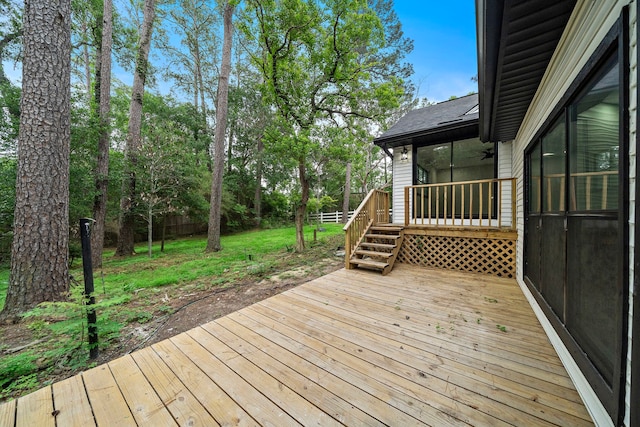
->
left=477, top=0, right=577, bottom=142
left=476, top=0, right=503, bottom=142
left=374, top=118, right=479, bottom=149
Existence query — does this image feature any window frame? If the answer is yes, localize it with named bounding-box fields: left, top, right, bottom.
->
left=522, top=13, right=629, bottom=423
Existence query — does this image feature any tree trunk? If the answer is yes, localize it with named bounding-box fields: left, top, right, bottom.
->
left=161, top=216, right=166, bottom=252
left=206, top=1, right=234, bottom=252
left=115, top=0, right=156, bottom=257
left=295, top=157, right=309, bottom=252
left=254, top=137, right=264, bottom=227
left=91, top=0, right=113, bottom=268
left=1, top=0, right=71, bottom=321
left=147, top=206, right=153, bottom=257
left=81, top=22, right=92, bottom=106
left=342, top=161, right=351, bottom=224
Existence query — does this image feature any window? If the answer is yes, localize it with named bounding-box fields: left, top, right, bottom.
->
left=524, top=46, right=625, bottom=420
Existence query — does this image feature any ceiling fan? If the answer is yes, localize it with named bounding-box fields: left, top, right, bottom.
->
left=480, top=148, right=494, bottom=160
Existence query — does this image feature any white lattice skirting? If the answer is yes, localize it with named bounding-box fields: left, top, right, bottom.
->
left=397, top=233, right=516, bottom=278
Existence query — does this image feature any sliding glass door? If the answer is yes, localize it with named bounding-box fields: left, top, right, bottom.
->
left=524, top=50, right=625, bottom=418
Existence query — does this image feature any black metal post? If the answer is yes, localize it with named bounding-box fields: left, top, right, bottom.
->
left=79, top=218, right=98, bottom=359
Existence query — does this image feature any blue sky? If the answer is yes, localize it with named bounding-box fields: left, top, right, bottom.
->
left=394, top=1, right=478, bottom=102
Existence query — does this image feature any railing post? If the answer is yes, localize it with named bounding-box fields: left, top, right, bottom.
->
left=511, top=178, right=517, bottom=230
left=404, top=187, right=409, bottom=225
left=79, top=218, right=99, bottom=360
left=344, top=228, right=352, bottom=269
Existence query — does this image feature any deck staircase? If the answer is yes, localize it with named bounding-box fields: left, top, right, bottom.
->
left=349, top=224, right=404, bottom=275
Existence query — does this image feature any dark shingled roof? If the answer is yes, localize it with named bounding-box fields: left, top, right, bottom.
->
left=374, top=94, right=479, bottom=149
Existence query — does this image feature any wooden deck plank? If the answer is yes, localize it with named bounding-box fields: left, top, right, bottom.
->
left=287, top=282, right=587, bottom=409
left=108, top=355, right=177, bottom=426
left=172, top=331, right=301, bottom=426
left=131, top=346, right=220, bottom=426
left=319, top=268, right=558, bottom=336
left=292, top=281, right=571, bottom=379
left=201, top=318, right=386, bottom=426
left=0, top=398, right=15, bottom=427
left=82, top=364, right=136, bottom=426
left=259, top=291, right=592, bottom=425
left=15, top=386, right=54, bottom=427
left=189, top=325, right=342, bottom=426
left=51, top=375, right=95, bottom=427
left=249, top=299, right=581, bottom=427
left=304, top=271, right=565, bottom=362
left=151, top=338, right=254, bottom=426
left=230, top=308, right=500, bottom=427
left=4, top=265, right=594, bottom=427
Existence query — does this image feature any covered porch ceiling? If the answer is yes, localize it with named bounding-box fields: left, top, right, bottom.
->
left=477, top=0, right=577, bottom=142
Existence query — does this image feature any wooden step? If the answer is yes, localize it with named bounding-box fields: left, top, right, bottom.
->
left=359, top=242, right=396, bottom=250
left=365, top=233, right=401, bottom=240
left=370, top=225, right=404, bottom=232
left=355, top=250, right=393, bottom=258
left=350, top=258, right=388, bottom=270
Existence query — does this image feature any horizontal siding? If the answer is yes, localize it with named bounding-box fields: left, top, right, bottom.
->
left=510, top=1, right=633, bottom=426
left=498, top=142, right=514, bottom=228
left=392, top=146, right=412, bottom=224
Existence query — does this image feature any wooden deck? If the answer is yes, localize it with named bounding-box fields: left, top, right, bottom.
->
left=0, top=265, right=593, bottom=426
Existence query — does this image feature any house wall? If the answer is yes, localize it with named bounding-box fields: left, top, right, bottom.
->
left=498, top=142, right=513, bottom=228
left=510, top=1, right=636, bottom=425
left=392, top=146, right=412, bottom=224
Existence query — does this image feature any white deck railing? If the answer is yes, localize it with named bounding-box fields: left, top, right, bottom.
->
left=404, top=178, right=517, bottom=230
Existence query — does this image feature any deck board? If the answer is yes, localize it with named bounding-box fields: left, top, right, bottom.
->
left=1, top=265, right=594, bottom=426
left=51, top=375, right=95, bottom=427
left=82, top=363, right=136, bottom=426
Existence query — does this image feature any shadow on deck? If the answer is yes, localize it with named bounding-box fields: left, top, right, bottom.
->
left=0, top=265, right=593, bottom=426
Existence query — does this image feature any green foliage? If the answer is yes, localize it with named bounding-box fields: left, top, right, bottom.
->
left=307, top=195, right=337, bottom=214
left=0, top=81, right=20, bottom=150
left=0, top=157, right=16, bottom=264
left=0, top=351, right=37, bottom=389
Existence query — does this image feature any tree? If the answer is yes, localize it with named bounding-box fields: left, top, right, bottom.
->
left=162, top=0, right=219, bottom=122
left=243, top=0, right=407, bottom=251
left=137, top=94, right=208, bottom=256
left=206, top=0, right=235, bottom=252
left=92, top=0, right=114, bottom=267
left=115, top=0, right=157, bottom=257
left=1, top=0, right=71, bottom=321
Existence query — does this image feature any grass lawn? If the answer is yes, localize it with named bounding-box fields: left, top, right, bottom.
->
left=0, top=223, right=345, bottom=401
left=0, top=223, right=344, bottom=311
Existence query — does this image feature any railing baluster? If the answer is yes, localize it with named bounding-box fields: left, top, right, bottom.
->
left=428, top=187, right=432, bottom=226
left=488, top=181, right=492, bottom=227
left=444, top=185, right=448, bottom=225
left=602, top=174, right=608, bottom=209
left=436, top=187, right=440, bottom=225
left=452, top=184, right=456, bottom=226
left=586, top=175, right=592, bottom=210
left=479, top=182, right=483, bottom=227
left=420, top=187, right=425, bottom=225
left=461, top=184, right=465, bottom=225
left=469, top=184, right=473, bottom=226
left=560, top=176, right=565, bottom=211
